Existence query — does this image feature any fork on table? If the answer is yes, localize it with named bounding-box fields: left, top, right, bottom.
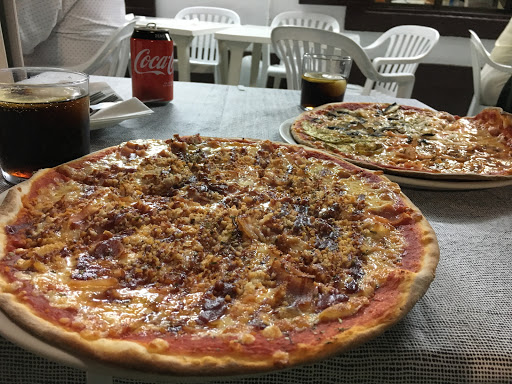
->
left=89, top=91, right=124, bottom=116
left=89, top=90, right=123, bottom=105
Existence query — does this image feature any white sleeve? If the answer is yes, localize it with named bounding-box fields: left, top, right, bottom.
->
left=15, top=0, right=63, bottom=54
left=491, top=18, right=512, bottom=65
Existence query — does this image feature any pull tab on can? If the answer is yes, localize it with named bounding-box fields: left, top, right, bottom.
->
left=130, top=23, right=174, bottom=105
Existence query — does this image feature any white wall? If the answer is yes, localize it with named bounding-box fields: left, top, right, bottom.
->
left=156, top=0, right=270, bottom=25
left=155, top=0, right=346, bottom=26
left=267, top=0, right=346, bottom=27
left=155, top=0, right=497, bottom=67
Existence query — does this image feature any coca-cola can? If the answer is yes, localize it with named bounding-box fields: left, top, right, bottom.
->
left=130, top=23, right=173, bottom=105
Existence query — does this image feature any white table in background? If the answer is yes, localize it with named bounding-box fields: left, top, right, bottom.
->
left=216, top=25, right=272, bottom=87
left=215, top=25, right=361, bottom=87
left=136, top=17, right=234, bottom=82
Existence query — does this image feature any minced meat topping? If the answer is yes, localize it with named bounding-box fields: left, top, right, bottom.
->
left=2, top=136, right=411, bottom=340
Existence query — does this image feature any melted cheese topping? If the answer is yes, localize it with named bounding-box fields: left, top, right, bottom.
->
left=2, top=138, right=414, bottom=342
left=295, top=103, right=512, bottom=175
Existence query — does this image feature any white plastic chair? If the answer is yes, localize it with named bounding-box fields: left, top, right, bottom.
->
left=270, top=11, right=340, bottom=31
left=240, top=11, right=340, bottom=88
left=267, top=12, right=340, bottom=88
left=271, top=26, right=415, bottom=98
left=68, top=19, right=136, bottom=77
left=467, top=29, right=512, bottom=116
left=175, top=6, right=240, bottom=83
left=361, top=25, right=440, bottom=97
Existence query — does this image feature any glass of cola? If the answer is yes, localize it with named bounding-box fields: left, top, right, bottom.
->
left=0, top=67, right=90, bottom=184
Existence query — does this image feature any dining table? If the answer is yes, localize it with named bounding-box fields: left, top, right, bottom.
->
left=214, top=25, right=361, bottom=87
left=0, top=75, right=511, bottom=384
left=135, top=16, right=235, bottom=82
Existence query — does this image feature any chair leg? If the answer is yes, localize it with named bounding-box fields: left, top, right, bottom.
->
left=272, top=76, right=281, bottom=89
left=213, top=65, right=221, bottom=85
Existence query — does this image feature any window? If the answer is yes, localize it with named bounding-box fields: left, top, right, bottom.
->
left=380, top=0, right=510, bottom=9
left=300, top=0, right=511, bottom=37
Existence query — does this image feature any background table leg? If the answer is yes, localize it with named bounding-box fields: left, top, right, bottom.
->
left=224, top=41, right=251, bottom=86
left=172, top=35, right=193, bottom=82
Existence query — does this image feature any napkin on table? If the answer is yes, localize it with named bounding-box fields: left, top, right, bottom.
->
left=89, top=82, right=153, bottom=127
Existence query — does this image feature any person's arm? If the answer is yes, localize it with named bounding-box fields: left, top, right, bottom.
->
left=15, top=0, right=63, bottom=54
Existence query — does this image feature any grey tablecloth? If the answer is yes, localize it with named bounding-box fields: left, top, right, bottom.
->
left=0, top=77, right=511, bottom=384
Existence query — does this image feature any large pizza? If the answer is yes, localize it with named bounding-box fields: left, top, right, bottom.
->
left=0, top=136, right=439, bottom=375
left=290, top=102, right=512, bottom=180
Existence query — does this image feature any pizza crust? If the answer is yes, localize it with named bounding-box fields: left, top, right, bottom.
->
left=0, top=180, right=31, bottom=225
left=0, top=137, right=439, bottom=375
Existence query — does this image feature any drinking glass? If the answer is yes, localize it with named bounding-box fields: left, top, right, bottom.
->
left=0, top=67, right=90, bottom=184
left=300, top=53, right=352, bottom=110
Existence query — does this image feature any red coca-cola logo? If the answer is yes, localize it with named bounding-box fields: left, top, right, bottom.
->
left=133, top=49, right=173, bottom=75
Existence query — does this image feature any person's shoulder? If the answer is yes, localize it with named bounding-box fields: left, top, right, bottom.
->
left=495, top=17, right=512, bottom=46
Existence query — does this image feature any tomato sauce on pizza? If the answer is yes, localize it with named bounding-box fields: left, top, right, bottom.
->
left=0, top=136, right=439, bottom=374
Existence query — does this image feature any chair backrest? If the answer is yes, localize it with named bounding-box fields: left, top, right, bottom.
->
left=69, top=19, right=136, bottom=77
left=271, top=26, right=415, bottom=97
left=270, top=11, right=340, bottom=32
left=468, top=29, right=512, bottom=115
left=363, top=25, right=439, bottom=97
left=175, top=6, right=241, bottom=64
